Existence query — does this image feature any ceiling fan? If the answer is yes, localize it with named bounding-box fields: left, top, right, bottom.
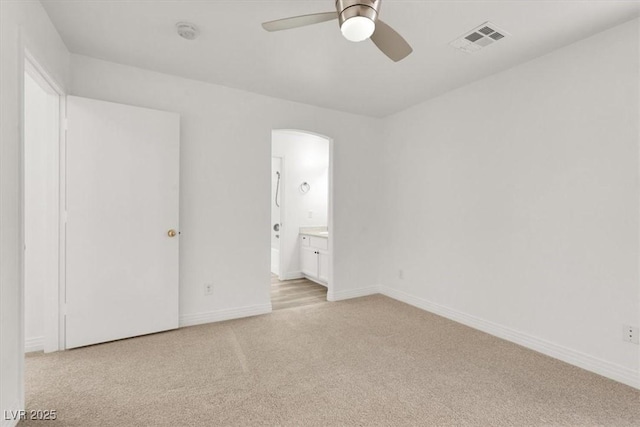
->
left=262, top=0, right=412, bottom=62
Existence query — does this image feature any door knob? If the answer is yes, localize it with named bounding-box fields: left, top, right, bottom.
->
left=168, top=229, right=177, bottom=237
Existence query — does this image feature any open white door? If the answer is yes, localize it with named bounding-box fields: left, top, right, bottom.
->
left=65, top=96, right=179, bottom=349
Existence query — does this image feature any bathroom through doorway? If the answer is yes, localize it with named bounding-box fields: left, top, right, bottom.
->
left=270, top=129, right=331, bottom=310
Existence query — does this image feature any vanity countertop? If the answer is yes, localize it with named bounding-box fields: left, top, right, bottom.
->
left=299, top=226, right=328, bottom=238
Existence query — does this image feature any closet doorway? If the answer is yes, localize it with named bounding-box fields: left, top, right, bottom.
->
left=23, top=52, right=64, bottom=355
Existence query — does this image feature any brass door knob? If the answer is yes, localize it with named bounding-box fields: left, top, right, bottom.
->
left=168, top=229, right=177, bottom=237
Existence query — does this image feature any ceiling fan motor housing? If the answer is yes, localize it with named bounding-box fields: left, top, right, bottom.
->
left=335, top=0, right=380, bottom=27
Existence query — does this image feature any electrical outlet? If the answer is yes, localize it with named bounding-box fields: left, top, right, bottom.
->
left=204, top=283, right=214, bottom=296
left=308, top=210, right=313, bottom=219
left=398, top=269, right=404, bottom=280
left=623, top=325, right=639, bottom=344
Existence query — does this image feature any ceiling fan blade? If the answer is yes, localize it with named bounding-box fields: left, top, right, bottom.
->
left=370, top=19, right=413, bottom=62
left=262, top=12, right=338, bottom=32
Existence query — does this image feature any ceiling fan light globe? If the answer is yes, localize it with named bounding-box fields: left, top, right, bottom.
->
left=340, top=16, right=375, bottom=42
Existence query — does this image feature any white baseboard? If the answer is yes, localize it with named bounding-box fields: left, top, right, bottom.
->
left=24, top=336, right=43, bottom=353
left=328, top=285, right=380, bottom=302
left=379, top=285, right=639, bottom=390
left=278, top=271, right=303, bottom=281
left=179, top=303, right=272, bottom=328
left=302, top=274, right=328, bottom=287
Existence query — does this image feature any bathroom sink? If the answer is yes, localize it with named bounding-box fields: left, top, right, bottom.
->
left=317, top=231, right=329, bottom=236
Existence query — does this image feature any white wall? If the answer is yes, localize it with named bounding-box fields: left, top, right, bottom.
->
left=69, top=54, right=383, bottom=320
left=23, top=73, right=59, bottom=353
left=0, top=0, right=70, bottom=423
left=272, top=130, right=329, bottom=279
left=2, top=10, right=636, bottom=424
left=379, top=19, right=640, bottom=387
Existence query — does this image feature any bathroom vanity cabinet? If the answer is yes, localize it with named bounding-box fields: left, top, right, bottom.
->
left=300, top=234, right=329, bottom=285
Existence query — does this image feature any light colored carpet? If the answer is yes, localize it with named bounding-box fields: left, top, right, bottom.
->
left=270, top=275, right=327, bottom=311
left=22, top=295, right=640, bottom=426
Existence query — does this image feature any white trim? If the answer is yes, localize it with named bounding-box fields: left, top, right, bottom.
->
left=22, top=48, right=66, bottom=355
left=24, top=50, right=64, bottom=95
left=57, top=96, right=67, bottom=351
left=278, top=271, right=303, bottom=281
left=379, top=285, right=640, bottom=390
left=328, top=285, right=380, bottom=302
left=637, top=20, right=640, bottom=388
left=18, top=31, right=27, bottom=413
left=24, top=336, right=43, bottom=353
left=179, top=303, right=272, bottom=328
left=327, top=136, right=334, bottom=301
left=302, top=274, right=328, bottom=287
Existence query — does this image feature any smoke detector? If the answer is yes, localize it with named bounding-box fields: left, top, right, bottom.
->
left=450, top=22, right=509, bottom=53
left=176, top=22, right=198, bottom=40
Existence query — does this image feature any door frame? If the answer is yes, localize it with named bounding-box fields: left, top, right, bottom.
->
left=271, top=129, right=334, bottom=298
left=22, top=48, right=66, bottom=354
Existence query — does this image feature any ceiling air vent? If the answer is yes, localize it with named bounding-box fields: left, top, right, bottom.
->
left=450, top=22, right=510, bottom=53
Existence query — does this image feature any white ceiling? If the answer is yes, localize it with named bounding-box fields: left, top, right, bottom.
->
left=41, top=0, right=640, bottom=117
